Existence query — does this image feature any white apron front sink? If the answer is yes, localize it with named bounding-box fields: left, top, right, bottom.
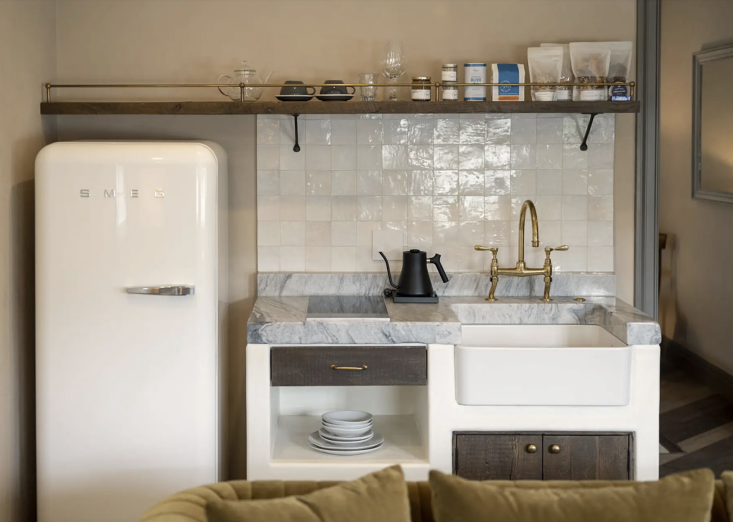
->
left=456, top=325, right=631, bottom=406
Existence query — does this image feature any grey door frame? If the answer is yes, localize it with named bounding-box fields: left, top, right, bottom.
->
left=635, top=0, right=661, bottom=318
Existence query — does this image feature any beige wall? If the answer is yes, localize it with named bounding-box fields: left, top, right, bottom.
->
left=660, top=0, right=733, bottom=373
left=53, top=0, right=638, bottom=479
left=0, top=1, right=57, bottom=521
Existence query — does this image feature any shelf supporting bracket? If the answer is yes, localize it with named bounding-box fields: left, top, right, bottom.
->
left=579, top=113, right=598, bottom=152
left=291, top=114, right=301, bottom=153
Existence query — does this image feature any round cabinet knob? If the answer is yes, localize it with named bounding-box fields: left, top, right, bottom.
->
left=526, top=444, right=538, bottom=454
left=548, top=444, right=561, bottom=454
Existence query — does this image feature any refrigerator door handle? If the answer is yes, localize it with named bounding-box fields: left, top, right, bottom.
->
left=125, top=285, right=195, bottom=296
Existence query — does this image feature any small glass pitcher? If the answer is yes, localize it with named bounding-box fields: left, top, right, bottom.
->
left=218, top=61, right=273, bottom=102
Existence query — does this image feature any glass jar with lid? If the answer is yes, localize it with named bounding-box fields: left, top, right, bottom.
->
left=441, top=64, right=458, bottom=82
left=411, top=77, right=432, bottom=101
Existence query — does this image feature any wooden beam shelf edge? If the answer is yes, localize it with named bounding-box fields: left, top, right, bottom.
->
left=40, top=100, right=640, bottom=116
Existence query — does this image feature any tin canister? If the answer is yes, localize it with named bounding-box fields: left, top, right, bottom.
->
left=464, top=63, right=487, bottom=101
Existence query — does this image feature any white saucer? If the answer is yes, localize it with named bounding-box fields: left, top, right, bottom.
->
left=319, top=428, right=373, bottom=443
left=309, top=431, right=384, bottom=451
left=322, top=411, right=373, bottom=425
left=308, top=442, right=383, bottom=456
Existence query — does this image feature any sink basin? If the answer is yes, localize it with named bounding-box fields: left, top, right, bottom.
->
left=456, top=325, right=631, bottom=406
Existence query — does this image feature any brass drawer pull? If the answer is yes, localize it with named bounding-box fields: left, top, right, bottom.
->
left=526, top=444, right=538, bottom=454
left=330, top=365, right=368, bottom=371
left=549, top=444, right=561, bottom=454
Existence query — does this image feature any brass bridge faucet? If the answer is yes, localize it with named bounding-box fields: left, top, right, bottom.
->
left=475, top=199, right=568, bottom=302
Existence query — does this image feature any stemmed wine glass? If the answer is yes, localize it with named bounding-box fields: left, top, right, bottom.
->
left=381, top=41, right=407, bottom=101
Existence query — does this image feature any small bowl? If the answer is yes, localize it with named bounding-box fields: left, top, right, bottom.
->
left=321, top=425, right=372, bottom=437
left=322, top=410, right=373, bottom=425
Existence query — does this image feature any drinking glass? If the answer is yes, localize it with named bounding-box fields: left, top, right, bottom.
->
left=359, top=73, right=378, bottom=101
left=381, top=41, right=406, bottom=101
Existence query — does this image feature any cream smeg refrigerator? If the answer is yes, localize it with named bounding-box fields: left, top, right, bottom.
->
left=35, top=142, right=227, bottom=522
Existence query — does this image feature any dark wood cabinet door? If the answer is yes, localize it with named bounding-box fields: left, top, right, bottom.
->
left=542, top=435, right=630, bottom=480
left=270, top=346, right=427, bottom=386
left=454, top=434, right=543, bottom=480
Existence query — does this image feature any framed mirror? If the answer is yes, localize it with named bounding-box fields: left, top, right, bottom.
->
left=693, top=45, right=733, bottom=203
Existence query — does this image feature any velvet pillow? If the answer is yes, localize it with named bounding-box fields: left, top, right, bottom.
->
left=429, top=468, right=715, bottom=522
left=206, top=465, right=411, bottom=522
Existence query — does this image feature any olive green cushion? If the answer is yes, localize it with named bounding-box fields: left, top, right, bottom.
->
left=429, top=468, right=715, bottom=522
left=206, top=465, right=411, bottom=522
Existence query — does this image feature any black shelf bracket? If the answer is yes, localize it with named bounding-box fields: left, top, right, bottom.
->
left=579, top=113, right=598, bottom=152
left=291, top=114, right=301, bottom=152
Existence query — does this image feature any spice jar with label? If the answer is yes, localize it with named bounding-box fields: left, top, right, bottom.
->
left=441, top=64, right=458, bottom=82
left=441, top=83, right=458, bottom=101
left=411, top=77, right=432, bottom=101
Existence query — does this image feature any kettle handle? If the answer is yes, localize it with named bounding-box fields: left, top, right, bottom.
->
left=379, top=252, right=400, bottom=290
left=429, top=254, right=450, bottom=283
left=217, top=74, right=232, bottom=98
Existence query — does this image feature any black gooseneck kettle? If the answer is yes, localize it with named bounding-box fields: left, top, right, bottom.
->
left=379, top=249, right=450, bottom=303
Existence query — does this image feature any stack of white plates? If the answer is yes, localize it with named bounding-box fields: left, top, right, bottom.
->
left=309, top=410, right=384, bottom=456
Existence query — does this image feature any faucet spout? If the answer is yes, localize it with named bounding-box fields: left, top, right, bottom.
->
left=518, top=200, right=540, bottom=264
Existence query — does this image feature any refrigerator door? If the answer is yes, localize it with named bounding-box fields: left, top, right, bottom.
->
left=36, top=142, right=222, bottom=522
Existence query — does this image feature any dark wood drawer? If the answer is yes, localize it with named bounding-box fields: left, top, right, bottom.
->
left=270, top=346, right=427, bottom=386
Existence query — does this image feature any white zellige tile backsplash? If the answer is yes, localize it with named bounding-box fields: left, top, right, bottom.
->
left=257, top=113, right=615, bottom=274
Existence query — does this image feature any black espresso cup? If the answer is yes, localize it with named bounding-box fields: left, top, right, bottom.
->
left=280, top=80, right=316, bottom=96
left=320, top=80, right=356, bottom=95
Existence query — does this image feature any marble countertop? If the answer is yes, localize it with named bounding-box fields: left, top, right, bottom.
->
left=247, top=295, right=661, bottom=346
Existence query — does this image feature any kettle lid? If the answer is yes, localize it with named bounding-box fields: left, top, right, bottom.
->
left=409, top=249, right=421, bottom=253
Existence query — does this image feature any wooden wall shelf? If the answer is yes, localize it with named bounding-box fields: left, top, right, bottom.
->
left=40, top=100, right=640, bottom=116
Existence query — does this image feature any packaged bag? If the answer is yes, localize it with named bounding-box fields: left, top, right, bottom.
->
left=491, top=64, right=525, bottom=101
left=569, top=42, right=611, bottom=101
left=605, top=41, right=633, bottom=101
left=541, top=43, right=573, bottom=100
left=527, top=47, right=563, bottom=101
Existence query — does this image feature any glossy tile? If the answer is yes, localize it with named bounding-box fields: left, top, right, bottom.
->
left=460, top=120, right=487, bottom=144
left=382, top=145, right=410, bottom=170
left=280, top=144, right=306, bottom=171
left=331, top=145, right=357, bottom=170
left=331, top=196, right=358, bottom=221
left=408, top=118, right=435, bottom=144
left=357, top=145, right=383, bottom=170
left=536, top=170, right=562, bottom=195
left=434, top=145, right=460, bottom=169
left=332, top=171, right=357, bottom=195
left=331, top=246, right=357, bottom=271
left=258, top=221, right=280, bottom=246
left=460, top=196, right=486, bottom=221
left=281, top=221, right=306, bottom=246
left=408, top=196, right=433, bottom=221
left=536, top=143, right=563, bottom=170
left=382, top=195, right=408, bottom=221
left=280, top=246, right=305, bottom=271
left=257, top=119, right=280, bottom=145
left=433, top=170, right=459, bottom=195
left=305, top=119, right=331, bottom=145
left=562, top=170, right=589, bottom=195
left=459, top=145, right=485, bottom=170
left=383, top=118, right=409, bottom=144
left=409, top=170, right=433, bottom=195
left=434, top=118, right=460, bottom=144
left=510, top=144, right=537, bottom=169
left=331, top=222, right=357, bottom=246
left=510, top=118, right=536, bottom=144
left=536, top=118, right=562, bottom=144
left=535, top=195, right=562, bottom=221
left=459, top=170, right=485, bottom=195
left=257, top=170, right=280, bottom=196
left=355, top=119, right=382, bottom=144
left=588, top=246, right=614, bottom=272
left=280, top=171, right=305, bottom=195
left=356, top=170, right=382, bottom=196
left=408, top=145, right=434, bottom=169
left=382, top=170, right=409, bottom=195
left=332, top=119, right=358, bottom=145
left=306, top=171, right=331, bottom=195
left=482, top=144, right=510, bottom=169
left=357, top=196, right=382, bottom=221
left=306, top=222, right=331, bottom=246
left=305, top=146, right=331, bottom=170
left=486, top=118, right=511, bottom=145
left=433, top=196, right=459, bottom=221
left=588, top=169, right=614, bottom=195
left=485, top=195, right=511, bottom=221
left=485, top=170, right=511, bottom=196
left=510, top=170, right=536, bottom=195
left=588, top=195, right=614, bottom=221
left=305, top=246, right=331, bottom=271
left=562, top=220, right=588, bottom=246
left=588, top=221, right=614, bottom=246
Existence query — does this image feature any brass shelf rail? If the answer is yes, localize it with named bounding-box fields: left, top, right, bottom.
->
left=44, top=81, right=636, bottom=103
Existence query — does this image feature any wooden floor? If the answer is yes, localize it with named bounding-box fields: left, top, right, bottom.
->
left=659, top=358, right=733, bottom=477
